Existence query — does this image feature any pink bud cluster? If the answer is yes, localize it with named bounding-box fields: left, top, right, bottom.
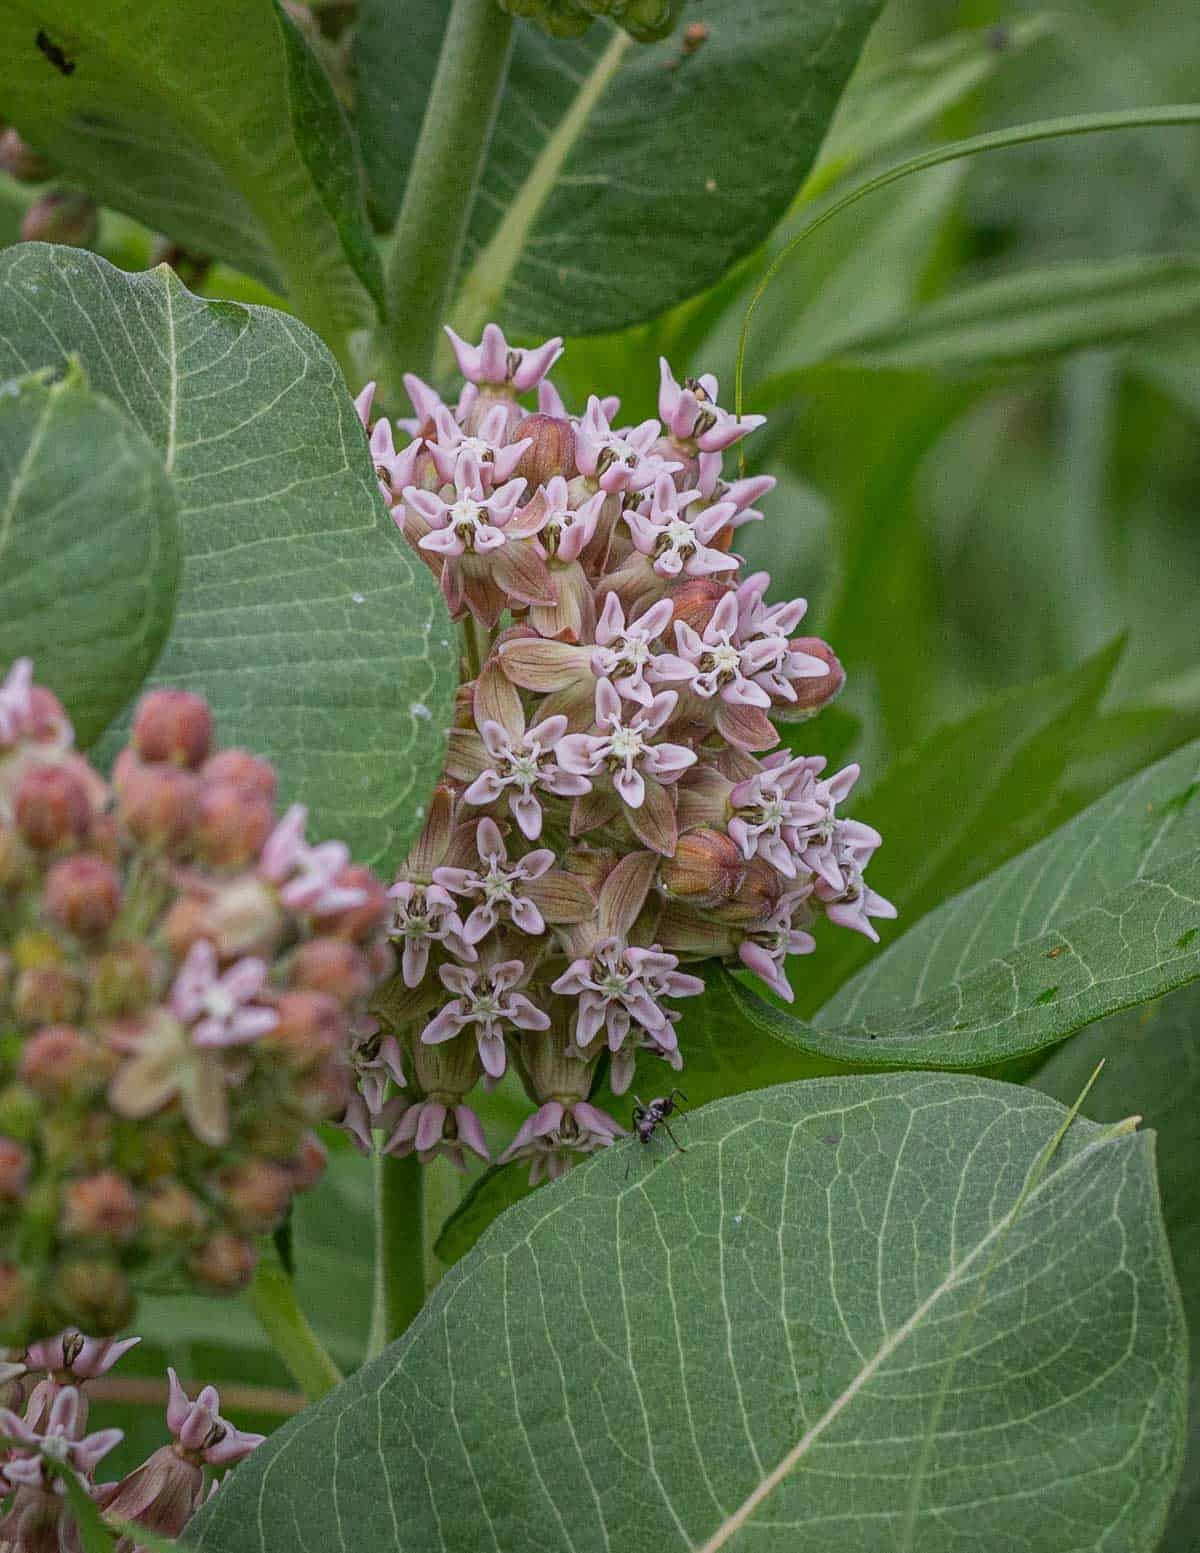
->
left=351, top=328, right=895, bottom=1183
left=0, top=1325, right=261, bottom=1552
left=0, top=669, right=393, bottom=1344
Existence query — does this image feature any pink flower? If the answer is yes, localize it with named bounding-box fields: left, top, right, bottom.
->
left=433, top=818, right=555, bottom=941
left=625, top=473, right=739, bottom=579
left=813, top=819, right=896, bottom=941
left=421, top=959, right=550, bottom=1078
left=658, top=359, right=766, bottom=453
left=552, top=939, right=702, bottom=1052
left=505, top=476, right=605, bottom=564
left=728, top=753, right=826, bottom=878
left=738, top=889, right=818, bottom=1003
left=734, top=573, right=831, bottom=704
left=655, top=590, right=780, bottom=709
left=499, top=1099, right=625, bottom=1184
left=444, top=323, right=563, bottom=392
left=590, top=594, right=676, bottom=706
left=24, top=1331, right=140, bottom=1381
left=457, top=706, right=590, bottom=840
left=0, top=657, right=34, bottom=745
left=697, top=453, right=775, bottom=529
left=387, top=880, right=475, bottom=986
left=382, top=1098, right=489, bottom=1170
left=260, top=804, right=368, bottom=915
left=0, top=1385, right=123, bottom=1487
left=574, top=396, right=676, bottom=494
left=406, top=454, right=526, bottom=558
left=558, top=678, right=695, bottom=810
left=396, top=371, right=447, bottom=438
left=166, top=1368, right=264, bottom=1466
left=169, top=940, right=279, bottom=1049
left=426, top=402, right=530, bottom=488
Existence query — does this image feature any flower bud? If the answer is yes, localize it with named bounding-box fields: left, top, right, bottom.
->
left=216, top=1158, right=293, bottom=1232
left=515, top=414, right=577, bottom=486
left=144, top=1180, right=209, bottom=1246
left=20, top=1024, right=102, bottom=1098
left=0, top=1137, right=30, bottom=1201
left=263, top=991, right=345, bottom=1068
left=19, top=189, right=98, bottom=247
left=288, top=936, right=372, bottom=1004
left=131, top=689, right=213, bottom=768
left=41, top=1109, right=113, bottom=1172
left=59, top=1169, right=139, bottom=1242
left=12, top=763, right=91, bottom=851
left=201, top=748, right=277, bottom=802
left=775, top=637, right=845, bottom=717
left=49, top=1256, right=134, bottom=1334
left=659, top=826, right=746, bottom=908
left=285, top=1130, right=327, bottom=1192
left=194, top=781, right=274, bottom=867
left=190, top=1231, right=256, bottom=1292
left=292, top=1056, right=350, bottom=1122
left=667, top=576, right=732, bottom=635
left=165, top=876, right=283, bottom=959
left=117, top=763, right=201, bottom=850
left=709, top=855, right=784, bottom=927
left=41, top=854, right=122, bottom=940
left=100, top=1447, right=204, bottom=1539
left=88, top=941, right=160, bottom=1017
left=0, top=127, right=52, bottom=182
left=13, top=964, right=84, bottom=1025
left=312, top=865, right=388, bottom=942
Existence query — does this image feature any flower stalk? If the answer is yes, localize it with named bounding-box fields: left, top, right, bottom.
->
left=245, top=1243, right=343, bottom=1402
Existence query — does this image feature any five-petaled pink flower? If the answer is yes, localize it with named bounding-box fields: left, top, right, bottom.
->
left=433, top=817, right=556, bottom=942
left=589, top=594, right=676, bottom=706
left=169, top=940, right=279, bottom=1048
left=260, top=804, right=368, bottom=915
left=449, top=695, right=590, bottom=841
left=499, top=1099, right=625, bottom=1184
left=625, top=473, right=739, bottom=579
left=382, top=1097, right=490, bottom=1171
left=738, top=889, right=818, bottom=1003
left=728, top=753, right=826, bottom=879
left=386, top=879, right=475, bottom=986
left=421, top=959, right=550, bottom=1078
left=166, top=1368, right=265, bottom=1466
left=0, top=1385, right=123, bottom=1487
left=658, top=359, right=766, bottom=453
left=553, top=939, right=703, bottom=1053
left=574, top=396, right=676, bottom=494
left=444, top=323, right=563, bottom=392
left=24, top=1331, right=140, bottom=1381
left=559, top=678, right=695, bottom=808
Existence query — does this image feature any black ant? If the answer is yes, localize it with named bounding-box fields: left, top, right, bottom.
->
left=625, top=1089, right=688, bottom=1178
left=36, top=30, right=76, bottom=76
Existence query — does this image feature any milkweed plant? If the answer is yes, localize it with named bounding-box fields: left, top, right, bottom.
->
left=0, top=3, right=1197, bottom=1551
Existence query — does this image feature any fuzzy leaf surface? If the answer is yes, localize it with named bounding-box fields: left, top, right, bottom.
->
left=0, top=245, right=455, bottom=870
left=190, top=1073, right=1185, bottom=1553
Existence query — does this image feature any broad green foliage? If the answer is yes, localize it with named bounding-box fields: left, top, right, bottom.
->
left=190, top=1074, right=1185, bottom=1553
left=726, top=735, right=1200, bottom=1068
left=1035, top=985, right=1200, bottom=1553
left=358, top=0, right=884, bottom=338
left=0, top=365, right=179, bottom=746
left=0, top=244, right=456, bottom=871
left=0, top=0, right=380, bottom=354
left=839, top=255, right=1200, bottom=370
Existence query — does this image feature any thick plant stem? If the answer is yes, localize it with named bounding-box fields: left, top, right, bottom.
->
left=378, top=0, right=515, bottom=393
left=367, top=1148, right=425, bottom=1356
left=246, top=1244, right=342, bottom=1401
left=421, top=1156, right=462, bottom=1296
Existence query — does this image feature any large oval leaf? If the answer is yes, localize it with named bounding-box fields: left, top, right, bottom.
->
left=0, top=364, right=179, bottom=747
left=1034, top=984, right=1200, bottom=1552
left=358, top=0, right=884, bottom=338
left=0, top=244, right=455, bottom=871
left=0, top=0, right=380, bottom=354
left=191, top=1073, right=1185, bottom=1553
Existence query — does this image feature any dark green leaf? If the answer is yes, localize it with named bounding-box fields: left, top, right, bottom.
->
left=358, top=0, right=884, bottom=339
left=0, top=364, right=179, bottom=747
left=725, top=736, right=1200, bottom=1069
left=190, top=1073, right=1185, bottom=1553
left=1034, top=984, right=1200, bottom=1552
left=838, top=256, right=1200, bottom=371
left=0, top=0, right=380, bottom=353
left=433, top=1160, right=539, bottom=1268
left=0, top=245, right=456, bottom=871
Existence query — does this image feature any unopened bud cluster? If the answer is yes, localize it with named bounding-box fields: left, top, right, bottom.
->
left=0, top=668, right=392, bottom=1343
left=352, top=325, right=894, bottom=1184
left=0, top=1325, right=260, bottom=1551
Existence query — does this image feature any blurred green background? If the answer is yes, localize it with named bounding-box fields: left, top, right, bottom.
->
left=3, top=0, right=1197, bottom=1486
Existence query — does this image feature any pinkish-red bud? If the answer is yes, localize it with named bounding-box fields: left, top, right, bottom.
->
left=190, top=1231, right=257, bottom=1292
left=60, top=1169, right=139, bottom=1242
left=41, top=854, right=122, bottom=940
left=13, top=965, right=84, bottom=1026
left=312, top=865, right=388, bottom=942
left=201, top=747, right=278, bottom=802
left=0, top=1138, right=30, bottom=1201
left=515, top=413, right=578, bottom=486
left=194, top=781, right=275, bottom=867
left=49, top=1255, right=134, bottom=1334
left=659, top=826, right=746, bottom=908
left=132, top=689, right=213, bottom=769
left=709, top=855, right=784, bottom=927
left=20, top=1024, right=103, bottom=1098
left=0, top=127, right=52, bottom=182
left=288, top=936, right=373, bottom=1004
left=667, top=576, right=733, bottom=635
left=13, top=763, right=91, bottom=851
left=781, top=637, right=845, bottom=716
left=88, top=941, right=160, bottom=1018
left=144, top=1180, right=209, bottom=1246
left=285, top=1131, right=328, bottom=1192
left=20, top=189, right=97, bottom=246
left=263, top=991, right=346, bottom=1068
left=117, top=763, right=201, bottom=850
left=216, top=1158, right=293, bottom=1232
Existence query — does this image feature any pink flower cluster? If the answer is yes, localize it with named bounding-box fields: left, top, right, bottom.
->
left=351, top=328, right=893, bottom=1182
left=0, top=1325, right=260, bottom=1552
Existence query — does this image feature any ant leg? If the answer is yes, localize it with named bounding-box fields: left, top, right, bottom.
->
left=662, top=1121, right=687, bottom=1152
left=669, top=1088, right=689, bottom=1107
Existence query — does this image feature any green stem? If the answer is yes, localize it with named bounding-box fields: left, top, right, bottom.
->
left=367, top=1148, right=425, bottom=1357
left=246, top=1243, right=342, bottom=1401
left=421, top=1156, right=462, bottom=1296
left=378, top=0, right=516, bottom=393
left=734, top=103, right=1200, bottom=434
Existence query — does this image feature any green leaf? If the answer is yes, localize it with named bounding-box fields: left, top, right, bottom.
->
left=836, top=256, right=1200, bottom=371
left=724, top=735, right=1200, bottom=1069
left=790, top=638, right=1125, bottom=1015
left=1034, top=984, right=1200, bottom=1552
left=0, top=364, right=179, bottom=747
left=0, top=0, right=381, bottom=359
left=188, top=1073, right=1186, bottom=1553
left=415, top=0, right=884, bottom=338
left=433, top=1159, right=539, bottom=1268
left=0, top=245, right=456, bottom=872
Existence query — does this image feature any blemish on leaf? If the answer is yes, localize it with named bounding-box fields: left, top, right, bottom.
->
left=1046, top=945, right=1066, bottom=959
left=1035, top=986, right=1059, bottom=1005
left=1164, top=781, right=1199, bottom=813
left=822, top=1134, right=841, bottom=1147
left=1176, top=928, right=1198, bottom=951
left=36, top=29, right=76, bottom=75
